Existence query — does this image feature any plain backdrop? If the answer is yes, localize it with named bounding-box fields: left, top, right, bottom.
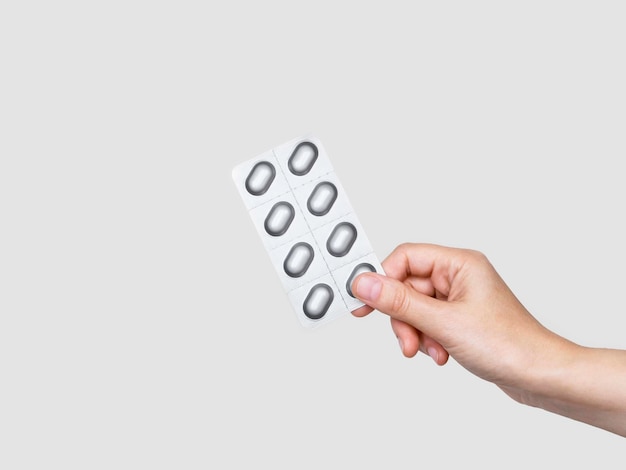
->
left=1, top=1, right=625, bottom=468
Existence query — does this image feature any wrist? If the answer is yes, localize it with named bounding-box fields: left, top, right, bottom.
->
left=498, top=331, right=581, bottom=408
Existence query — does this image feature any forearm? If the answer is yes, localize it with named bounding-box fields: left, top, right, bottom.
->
left=510, top=340, right=626, bottom=436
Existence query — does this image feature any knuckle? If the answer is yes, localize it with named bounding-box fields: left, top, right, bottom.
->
left=396, top=242, right=413, bottom=252
left=466, top=249, right=489, bottom=265
left=390, top=284, right=411, bottom=316
left=396, top=242, right=417, bottom=256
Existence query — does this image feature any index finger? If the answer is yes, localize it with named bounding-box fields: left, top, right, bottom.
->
left=381, top=243, right=466, bottom=282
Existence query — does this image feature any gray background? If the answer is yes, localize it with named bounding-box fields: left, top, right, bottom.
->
left=1, top=1, right=624, bottom=468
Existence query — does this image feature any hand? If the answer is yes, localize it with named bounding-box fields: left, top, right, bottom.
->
left=351, top=243, right=626, bottom=436
left=351, top=243, right=559, bottom=392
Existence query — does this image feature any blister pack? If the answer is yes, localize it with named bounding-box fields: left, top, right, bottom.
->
left=232, top=135, right=384, bottom=328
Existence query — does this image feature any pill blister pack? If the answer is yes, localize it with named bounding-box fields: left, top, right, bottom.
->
left=232, top=135, right=384, bottom=328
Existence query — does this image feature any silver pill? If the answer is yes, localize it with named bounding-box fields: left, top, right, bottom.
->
left=288, top=141, right=318, bottom=176
left=264, top=201, right=295, bottom=237
left=346, top=263, right=376, bottom=298
left=307, top=181, right=338, bottom=216
left=326, top=222, right=357, bottom=257
left=303, top=283, right=334, bottom=320
left=245, top=161, right=276, bottom=196
left=283, top=242, right=314, bottom=278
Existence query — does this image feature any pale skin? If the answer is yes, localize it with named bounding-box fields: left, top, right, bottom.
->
left=351, top=243, right=626, bottom=437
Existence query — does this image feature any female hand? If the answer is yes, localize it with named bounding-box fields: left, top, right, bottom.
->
left=351, top=243, right=626, bottom=436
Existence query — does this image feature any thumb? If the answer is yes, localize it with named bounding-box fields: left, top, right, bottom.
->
left=352, top=272, right=445, bottom=331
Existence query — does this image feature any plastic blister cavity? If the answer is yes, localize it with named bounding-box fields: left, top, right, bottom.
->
left=245, top=161, right=276, bottom=196
left=232, top=135, right=384, bottom=328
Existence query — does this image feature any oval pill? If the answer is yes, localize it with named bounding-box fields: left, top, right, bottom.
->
left=264, top=201, right=295, bottom=237
left=346, top=263, right=376, bottom=298
left=307, top=181, right=338, bottom=216
left=288, top=141, right=318, bottom=176
left=326, top=222, right=357, bottom=257
left=303, top=283, right=334, bottom=320
left=283, top=242, right=314, bottom=278
left=245, top=161, right=276, bottom=196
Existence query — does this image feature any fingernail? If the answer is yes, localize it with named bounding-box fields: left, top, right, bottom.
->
left=354, top=275, right=382, bottom=302
left=427, top=347, right=439, bottom=364
left=398, top=337, right=405, bottom=354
